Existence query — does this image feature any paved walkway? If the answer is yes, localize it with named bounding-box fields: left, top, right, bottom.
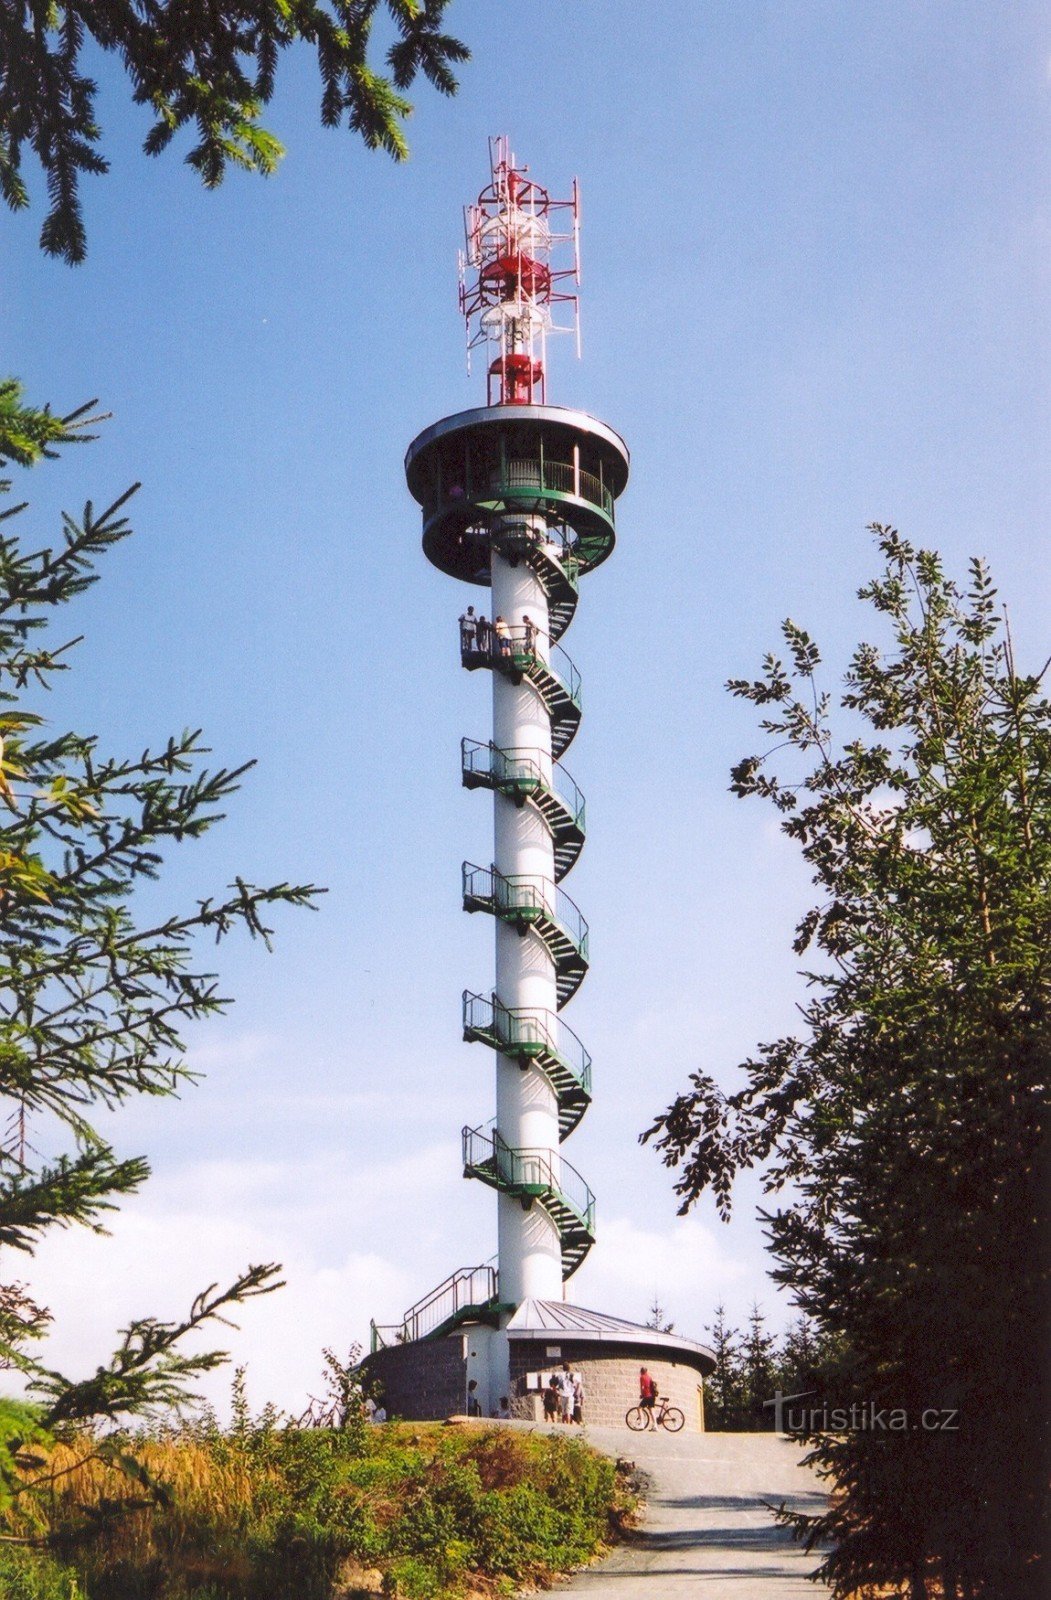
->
left=559, top=1429, right=828, bottom=1598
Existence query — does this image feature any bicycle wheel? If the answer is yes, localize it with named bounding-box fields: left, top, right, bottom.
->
left=625, top=1406, right=648, bottom=1432
left=661, top=1406, right=685, bottom=1432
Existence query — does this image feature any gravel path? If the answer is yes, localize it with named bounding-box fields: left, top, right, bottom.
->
left=558, top=1428, right=828, bottom=1598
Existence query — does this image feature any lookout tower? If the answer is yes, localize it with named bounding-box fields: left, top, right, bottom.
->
left=366, top=141, right=713, bottom=1425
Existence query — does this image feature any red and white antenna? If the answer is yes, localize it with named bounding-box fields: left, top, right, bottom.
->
left=459, top=136, right=581, bottom=406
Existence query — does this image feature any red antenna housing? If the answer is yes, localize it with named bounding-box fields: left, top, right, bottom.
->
left=459, top=137, right=581, bottom=405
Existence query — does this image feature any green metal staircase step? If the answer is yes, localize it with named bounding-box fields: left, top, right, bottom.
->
left=369, top=1263, right=505, bottom=1350
left=461, top=631, right=582, bottom=761
left=491, top=524, right=581, bottom=644
left=461, top=1125, right=595, bottom=1280
left=425, top=1298, right=515, bottom=1343
left=462, top=863, right=588, bottom=1009
left=462, top=990, right=591, bottom=1140
left=461, top=740, right=586, bottom=883
left=517, top=652, right=581, bottom=761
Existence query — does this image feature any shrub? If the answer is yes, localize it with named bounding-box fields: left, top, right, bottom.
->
left=3, top=1420, right=629, bottom=1599
left=0, top=1546, right=84, bottom=1599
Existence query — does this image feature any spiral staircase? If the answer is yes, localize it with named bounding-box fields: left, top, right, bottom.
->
left=454, top=473, right=609, bottom=1283
left=402, top=405, right=630, bottom=1325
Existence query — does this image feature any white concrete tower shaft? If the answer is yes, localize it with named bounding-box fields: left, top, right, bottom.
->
left=490, top=519, right=562, bottom=1305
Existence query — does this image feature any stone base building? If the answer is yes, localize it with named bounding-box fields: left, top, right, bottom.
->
left=362, top=1299, right=715, bottom=1431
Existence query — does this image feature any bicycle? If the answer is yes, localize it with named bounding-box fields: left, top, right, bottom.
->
left=625, top=1394, right=685, bottom=1432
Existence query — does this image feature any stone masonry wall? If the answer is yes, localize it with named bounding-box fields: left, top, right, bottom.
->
left=508, top=1341, right=707, bottom=1432
left=361, top=1336, right=466, bottom=1421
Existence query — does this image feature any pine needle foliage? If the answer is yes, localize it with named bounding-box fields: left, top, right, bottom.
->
left=0, top=379, right=318, bottom=1461
left=0, top=1, right=470, bottom=263
left=644, top=528, right=1050, bottom=1597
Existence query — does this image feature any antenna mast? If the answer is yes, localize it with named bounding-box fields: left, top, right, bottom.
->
left=459, top=135, right=581, bottom=405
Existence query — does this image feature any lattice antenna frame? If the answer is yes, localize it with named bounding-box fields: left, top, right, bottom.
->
left=458, top=136, right=580, bottom=405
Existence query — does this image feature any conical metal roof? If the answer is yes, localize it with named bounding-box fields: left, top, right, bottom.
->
left=506, top=1299, right=715, bottom=1370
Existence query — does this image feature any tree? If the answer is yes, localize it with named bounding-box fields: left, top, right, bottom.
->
left=702, top=1304, right=743, bottom=1431
left=645, top=528, right=1049, bottom=1597
left=775, top=1315, right=838, bottom=1405
left=0, top=380, right=320, bottom=1457
left=0, top=1, right=470, bottom=263
left=740, top=1302, right=776, bottom=1429
left=644, top=1296, right=674, bottom=1334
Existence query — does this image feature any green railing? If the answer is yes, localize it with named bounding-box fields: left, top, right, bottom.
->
left=497, top=458, right=613, bottom=517
left=459, top=625, right=581, bottom=709
left=462, top=990, right=592, bottom=1097
left=490, top=521, right=582, bottom=587
left=460, top=740, right=586, bottom=832
left=462, top=863, right=588, bottom=961
left=462, top=1124, right=595, bottom=1236
left=370, top=1263, right=499, bottom=1351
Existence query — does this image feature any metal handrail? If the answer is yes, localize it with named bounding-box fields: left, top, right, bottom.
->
left=462, top=1124, right=595, bottom=1233
left=499, top=458, right=613, bottom=517
left=460, top=625, right=581, bottom=709
left=577, top=466, right=607, bottom=510
left=541, top=460, right=573, bottom=494
left=404, top=1264, right=497, bottom=1341
left=462, top=990, right=592, bottom=1095
left=440, top=456, right=613, bottom=519
left=462, top=863, right=589, bottom=959
left=371, top=1263, right=499, bottom=1350
left=461, top=736, right=540, bottom=791
left=503, top=459, right=544, bottom=489
left=552, top=762, right=585, bottom=831
left=460, top=740, right=586, bottom=831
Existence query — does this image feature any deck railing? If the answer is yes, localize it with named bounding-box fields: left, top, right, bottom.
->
left=459, top=625, right=581, bottom=708
left=461, top=1124, right=595, bottom=1234
left=462, top=990, right=592, bottom=1096
left=460, top=740, right=585, bottom=832
left=369, top=1262, right=499, bottom=1351
left=461, top=864, right=589, bottom=960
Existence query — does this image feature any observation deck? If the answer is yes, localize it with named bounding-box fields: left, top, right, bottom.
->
left=405, top=404, right=630, bottom=588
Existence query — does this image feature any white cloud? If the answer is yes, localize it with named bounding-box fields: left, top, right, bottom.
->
left=12, top=1143, right=471, bottom=1417
left=184, top=1030, right=278, bottom=1071
left=571, top=1212, right=754, bottom=1343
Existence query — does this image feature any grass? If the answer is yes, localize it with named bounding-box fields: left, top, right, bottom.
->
left=1, top=1420, right=634, bottom=1600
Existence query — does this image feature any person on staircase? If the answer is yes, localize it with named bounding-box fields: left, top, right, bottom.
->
left=459, top=605, right=477, bottom=654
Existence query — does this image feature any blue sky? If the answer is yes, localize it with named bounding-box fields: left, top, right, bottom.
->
left=6, top=2, right=1049, bottom=1408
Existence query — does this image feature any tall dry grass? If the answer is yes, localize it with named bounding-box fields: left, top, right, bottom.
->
left=12, top=1433, right=278, bottom=1594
